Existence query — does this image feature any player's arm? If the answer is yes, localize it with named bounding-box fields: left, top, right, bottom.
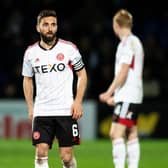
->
left=107, top=63, right=130, bottom=94
left=99, top=63, right=129, bottom=103
left=71, top=67, right=87, bottom=119
left=23, top=76, right=34, bottom=120
left=75, top=68, right=87, bottom=103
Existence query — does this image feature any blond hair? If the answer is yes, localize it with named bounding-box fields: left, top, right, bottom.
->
left=113, top=9, right=133, bottom=29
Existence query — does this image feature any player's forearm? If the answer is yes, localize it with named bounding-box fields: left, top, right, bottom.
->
left=75, top=69, right=87, bottom=103
left=108, top=64, right=129, bottom=94
left=23, top=77, right=34, bottom=112
left=108, top=71, right=127, bottom=94
left=107, top=79, right=118, bottom=95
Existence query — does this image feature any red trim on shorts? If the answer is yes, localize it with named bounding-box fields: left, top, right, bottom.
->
left=118, top=118, right=137, bottom=128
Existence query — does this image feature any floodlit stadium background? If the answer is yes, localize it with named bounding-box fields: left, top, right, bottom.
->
left=0, top=1, right=168, bottom=167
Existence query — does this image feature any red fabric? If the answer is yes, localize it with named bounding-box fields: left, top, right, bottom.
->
left=118, top=118, right=137, bottom=128
left=130, top=55, right=135, bottom=69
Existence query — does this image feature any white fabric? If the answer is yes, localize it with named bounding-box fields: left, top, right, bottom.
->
left=127, top=138, right=140, bottom=168
left=62, top=157, right=77, bottom=168
left=114, top=34, right=144, bottom=103
left=35, top=157, right=49, bottom=168
left=112, top=138, right=126, bottom=168
left=22, top=39, right=83, bottom=117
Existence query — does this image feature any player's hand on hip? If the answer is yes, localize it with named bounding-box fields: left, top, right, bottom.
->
left=71, top=101, right=83, bottom=120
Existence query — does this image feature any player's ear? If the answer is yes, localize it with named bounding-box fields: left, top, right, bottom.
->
left=36, top=24, right=40, bottom=33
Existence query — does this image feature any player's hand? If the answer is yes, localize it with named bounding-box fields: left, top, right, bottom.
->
left=71, top=100, right=83, bottom=120
left=106, top=96, right=115, bottom=106
left=99, top=91, right=111, bottom=103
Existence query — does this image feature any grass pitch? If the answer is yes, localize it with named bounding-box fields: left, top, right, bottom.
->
left=0, top=138, right=168, bottom=168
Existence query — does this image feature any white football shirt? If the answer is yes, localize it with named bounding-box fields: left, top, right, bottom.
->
left=114, top=34, right=144, bottom=103
left=22, top=38, right=84, bottom=117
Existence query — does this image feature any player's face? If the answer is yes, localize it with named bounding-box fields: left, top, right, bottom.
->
left=113, top=20, right=119, bottom=37
left=37, top=16, right=58, bottom=43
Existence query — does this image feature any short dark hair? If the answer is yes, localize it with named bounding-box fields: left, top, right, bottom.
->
left=37, top=9, right=57, bottom=24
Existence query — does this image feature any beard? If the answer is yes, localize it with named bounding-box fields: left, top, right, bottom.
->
left=40, top=32, right=56, bottom=44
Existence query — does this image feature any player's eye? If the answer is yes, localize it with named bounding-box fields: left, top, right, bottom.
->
left=51, top=23, right=57, bottom=27
left=43, top=23, right=49, bottom=27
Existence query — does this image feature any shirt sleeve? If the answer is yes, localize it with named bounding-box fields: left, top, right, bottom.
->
left=22, top=50, right=34, bottom=77
left=69, top=46, right=85, bottom=71
left=120, top=45, right=133, bottom=65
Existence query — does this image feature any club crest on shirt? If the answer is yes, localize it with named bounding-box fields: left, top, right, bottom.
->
left=56, top=53, right=64, bottom=61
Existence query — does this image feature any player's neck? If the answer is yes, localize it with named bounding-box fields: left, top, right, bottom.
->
left=119, top=29, right=131, bottom=40
left=40, top=37, right=57, bottom=50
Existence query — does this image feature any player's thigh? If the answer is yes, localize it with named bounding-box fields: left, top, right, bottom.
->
left=109, top=122, right=126, bottom=139
left=127, top=125, right=138, bottom=140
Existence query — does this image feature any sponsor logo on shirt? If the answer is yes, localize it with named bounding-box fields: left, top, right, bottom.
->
left=33, top=63, right=65, bottom=73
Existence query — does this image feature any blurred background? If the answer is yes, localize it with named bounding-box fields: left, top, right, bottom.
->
left=0, top=0, right=168, bottom=140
